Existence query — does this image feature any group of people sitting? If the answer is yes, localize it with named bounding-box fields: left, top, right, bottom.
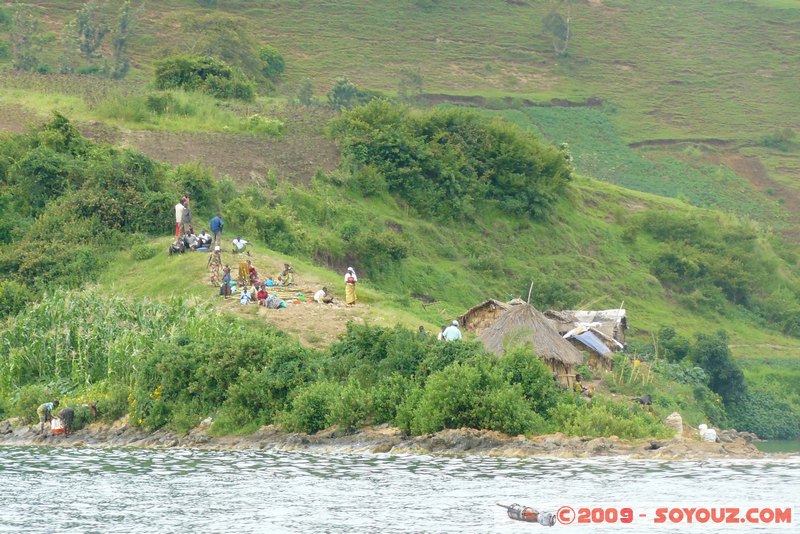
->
left=170, top=226, right=214, bottom=254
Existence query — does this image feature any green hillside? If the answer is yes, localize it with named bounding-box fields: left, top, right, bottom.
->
left=0, top=1, right=799, bottom=439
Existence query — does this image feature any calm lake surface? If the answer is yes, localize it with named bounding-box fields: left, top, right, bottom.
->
left=1, top=446, right=797, bottom=533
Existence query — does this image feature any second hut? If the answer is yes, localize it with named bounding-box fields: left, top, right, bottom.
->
left=479, top=303, right=584, bottom=386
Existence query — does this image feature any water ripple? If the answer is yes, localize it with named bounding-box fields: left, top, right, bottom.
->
left=1, top=447, right=798, bottom=533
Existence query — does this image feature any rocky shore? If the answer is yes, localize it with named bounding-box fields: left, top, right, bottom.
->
left=0, top=416, right=775, bottom=460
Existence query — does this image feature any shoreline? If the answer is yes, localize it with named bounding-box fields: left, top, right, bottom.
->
left=0, top=417, right=785, bottom=460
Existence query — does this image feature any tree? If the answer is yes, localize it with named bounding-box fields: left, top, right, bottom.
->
left=297, top=77, right=315, bottom=106
left=542, top=0, right=576, bottom=56
left=327, top=76, right=359, bottom=109
left=111, top=1, right=142, bottom=79
left=77, top=1, right=109, bottom=64
left=398, top=67, right=424, bottom=103
left=689, top=331, right=746, bottom=405
left=183, top=14, right=265, bottom=84
left=258, top=45, right=285, bottom=80
left=9, top=7, right=47, bottom=72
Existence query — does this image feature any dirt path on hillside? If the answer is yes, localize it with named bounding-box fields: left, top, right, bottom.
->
left=705, top=152, right=800, bottom=236
left=80, top=125, right=340, bottom=185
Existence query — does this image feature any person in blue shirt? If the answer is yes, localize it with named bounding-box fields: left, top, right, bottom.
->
left=210, top=213, right=224, bottom=246
left=442, top=320, right=462, bottom=341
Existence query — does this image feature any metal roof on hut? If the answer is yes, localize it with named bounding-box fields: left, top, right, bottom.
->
left=479, top=303, right=584, bottom=367
left=545, top=308, right=628, bottom=345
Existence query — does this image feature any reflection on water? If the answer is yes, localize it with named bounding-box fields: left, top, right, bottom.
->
left=754, top=439, right=800, bottom=454
left=1, top=446, right=798, bottom=533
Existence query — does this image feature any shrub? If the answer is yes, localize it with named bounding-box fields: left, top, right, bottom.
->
left=330, top=380, right=371, bottom=431
left=498, top=348, right=562, bottom=414
left=0, top=280, right=27, bottom=318
left=259, top=45, right=285, bottom=79
left=411, top=360, right=540, bottom=436
left=154, top=55, right=255, bottom=101
left=96, top=387, right=129, bottom=422
left=168, top=163, right=218, bottom=215
left=726, top=390, right=800, bottom=439
left=12, top=384, right=58, bottom=422
left=131, top=243, right=158, bottom=261
left=282, top=381, right=339, bottom=433
left=330, top=100, right=572, bottom=219
left=553, top=397, right=670, bottom=439
left=689, top=331, right=746, bottom=405
left=244, top=114, right=284, bottom=136
left=370, top=374, right=416, bottom=424
left=760, top=128, right=796, bottom=152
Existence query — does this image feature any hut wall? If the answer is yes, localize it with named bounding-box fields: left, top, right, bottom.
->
left=463, top=307, right=506, bottom=334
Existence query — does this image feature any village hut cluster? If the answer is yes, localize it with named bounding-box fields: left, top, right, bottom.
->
left=458, top=299, right=627, bottom=386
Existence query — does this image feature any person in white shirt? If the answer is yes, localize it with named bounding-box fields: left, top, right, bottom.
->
left=198, top=229, right=213, bottom=248
left=442, top=320, right=462, bottom=341
left=314, top=287, right=334, bottom=304
left=232, top=236, right=249, bottom=254
left=174, top=201, right=185, bottom=238
left=344, top=267, right=357, bottom=306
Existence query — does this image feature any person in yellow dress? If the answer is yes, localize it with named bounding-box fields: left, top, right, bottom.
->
left=344, top=267, right=357, bottom=306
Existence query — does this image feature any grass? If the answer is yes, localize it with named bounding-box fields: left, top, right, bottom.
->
left=484, top=106, right=788, bottom=227
left=0, top=79, right=285, bottom=136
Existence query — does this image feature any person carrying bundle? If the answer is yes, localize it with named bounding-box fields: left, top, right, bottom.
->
left=344, top=267, right=357, bottom=306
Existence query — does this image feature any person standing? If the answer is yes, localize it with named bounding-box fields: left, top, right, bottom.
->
left=210, top=213, right=224, bottom=246
left=208, top=246, right=223, bottom=286
left=37, top=400, right=59, bottom=433
left=220, top=265, right=232, bottom=299
left=174, top=200, right=185, bottom=238
left=181, top=201, right=193, bottom=235
left=442, top=320, right=462, bottom=341
left=344, top=267, right=357, bottom=306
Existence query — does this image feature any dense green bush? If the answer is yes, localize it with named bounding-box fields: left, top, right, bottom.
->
left=282, top=381, right=339, bottom=434
left=12, top=384, right=58, bottom=423
left=498, top=348, right=562, bottom=415
left=0, top=115, right=175, bottom=286
left=689, top=331, right=746, bottom=405
left=330, top=100, right=572, bottom=219
left=154, top=55, right=255, bottom=101
left=96, top=387, right=129, bottom=423
left=726, top=390, right=800, bottom=439
left=411, top=360, right=541, bottom=436
left=552, top=397, right=670, bottom=439
left=259, top=45, right=285, bottom=79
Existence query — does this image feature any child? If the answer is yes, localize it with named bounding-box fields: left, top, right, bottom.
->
left=239, top=287, right=253, bottom=305
left=257, top=285, right=269, bottom=306
left=220, top=266, right=232, bottom=299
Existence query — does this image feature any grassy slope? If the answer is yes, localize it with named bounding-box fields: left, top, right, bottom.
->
left=2, top=1, right=799, bottom=401
left=4, top=1, right=798, bottom=229
left=9, top=0, right=798, bottom=136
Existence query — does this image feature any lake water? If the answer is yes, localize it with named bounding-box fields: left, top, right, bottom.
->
left=754, top=439, right=800, bottom=454
left=1, top=446, right=797, bottom=533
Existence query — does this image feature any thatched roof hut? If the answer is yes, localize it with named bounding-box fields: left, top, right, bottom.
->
left=457, top=298, right=510, bottom=334
left=479, top=303, right=584, bottom=383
